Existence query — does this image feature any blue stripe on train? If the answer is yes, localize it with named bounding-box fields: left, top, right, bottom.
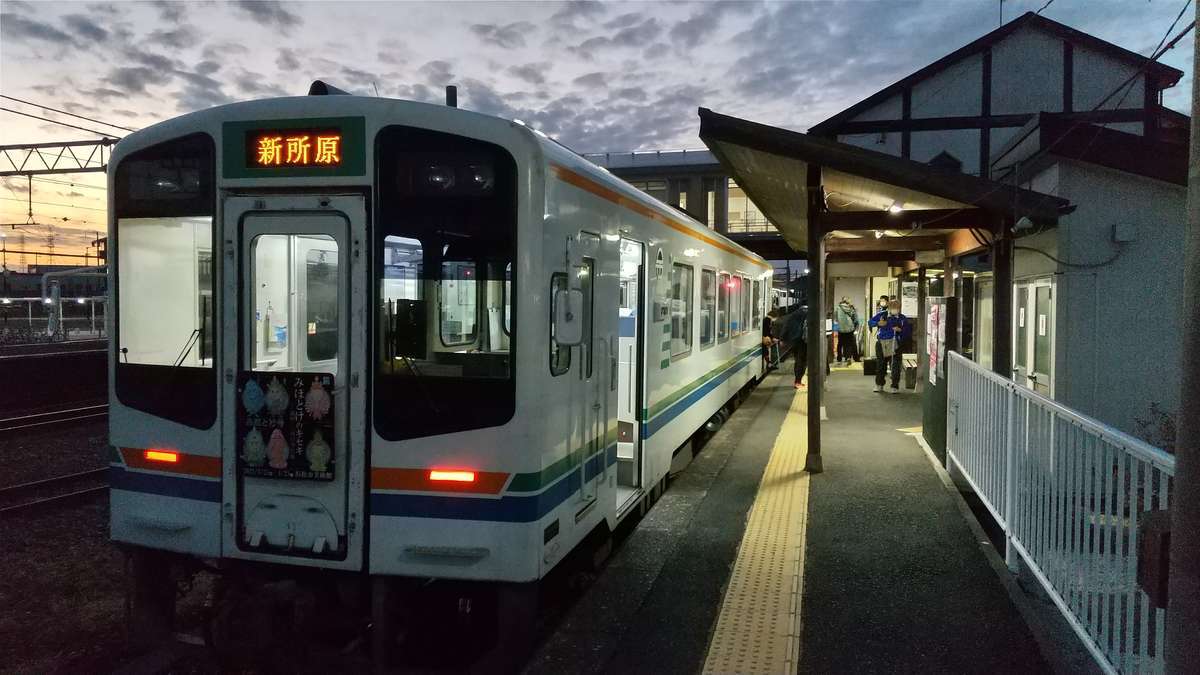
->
left=370, top=444, right=618, bottom=522
left=643, top=352, right=757, bottom=439
left=108, top=465, right=222, bottom=502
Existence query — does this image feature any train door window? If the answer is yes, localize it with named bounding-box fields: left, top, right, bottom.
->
left=440, top=261, right=477, bottom=347
left=724, top=275, right=734, bottom=333
left=305, top=247, right=338, bottom=362
left=251, top=234, right=339, bottom=375
left=718, top=272, right=730, bottom=343
left=700, top=268, right=716, bottom=349
left=740, top=277, right=751, bottom=336
left=670, top=263, right=693, bottom=359
left=581, top=258, right=595, bottom=377
left=113, top=132, right=216, bottom=429
left=550, top=273, right=571, bottom=375
left=752, top=279, right=762, bottom=328
left=503, top=262, right=512, bottom=335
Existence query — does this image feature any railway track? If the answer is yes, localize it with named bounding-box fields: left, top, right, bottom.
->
left=0, top=467, right=108, bottom=514
left=0, top=403, right=109, bottom=433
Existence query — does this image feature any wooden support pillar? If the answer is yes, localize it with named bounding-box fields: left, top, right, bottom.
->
left=991, top=215, right=1014, bottom=378
left=805, top=164, right=824, bottom=474
left=916, top=266, right=927, bottom=392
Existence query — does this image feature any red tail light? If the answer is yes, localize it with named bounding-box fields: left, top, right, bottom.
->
left=145, top=449, right=179, bottom=463
left=429, top=469, right=476, bottom=483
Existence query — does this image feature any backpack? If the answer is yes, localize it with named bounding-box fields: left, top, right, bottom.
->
left=778, top=311, right=807, bottom=343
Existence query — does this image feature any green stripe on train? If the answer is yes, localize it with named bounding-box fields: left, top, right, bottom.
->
left=645, top=347, right=758, bottom=420
left=507, top=425, right=618, bottom=492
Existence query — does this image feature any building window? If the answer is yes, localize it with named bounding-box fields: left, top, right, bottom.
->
left=629, top=179, right=667, bottom=203
left=727, top=179, right=773, bottom=233
left=670, top=263, right=693, bottom=359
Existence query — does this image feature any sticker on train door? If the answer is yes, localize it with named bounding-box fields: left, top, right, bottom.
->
left=237, top=372, right=335, bottom=481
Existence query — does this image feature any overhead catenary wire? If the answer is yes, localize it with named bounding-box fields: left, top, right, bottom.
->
left=0, top=107, right=120, bottom=139
left=0, top=94, right=137, bottom=133
left=0, top=196, right=105, bottom=212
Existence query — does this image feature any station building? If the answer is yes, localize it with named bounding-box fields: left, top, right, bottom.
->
left=594, top=11, right=1189, bottom=443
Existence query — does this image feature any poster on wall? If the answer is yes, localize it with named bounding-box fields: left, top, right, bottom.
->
left=901, top=281, right=918, bottom=315
left=927, top=304, right=940, bottom=385
left=937, top=303, right=947, bottom=381
left=237, top=372, right=335, bottom=481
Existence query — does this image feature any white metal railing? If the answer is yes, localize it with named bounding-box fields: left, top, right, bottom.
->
left=946, top=351, right=1175, bottom=675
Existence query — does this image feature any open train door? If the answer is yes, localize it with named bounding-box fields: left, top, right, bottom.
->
left=220, top=194, right=367, bottom=570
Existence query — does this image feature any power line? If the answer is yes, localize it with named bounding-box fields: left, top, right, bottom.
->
left=1035, top=0, right=1055, bottom=15
left=0, top=196, right=105, bottom=212
left=31, top=177, right=106, bottom=191
left=0, top=107, right=119, bottom=139
left=0, top=94, right=137, bottom=133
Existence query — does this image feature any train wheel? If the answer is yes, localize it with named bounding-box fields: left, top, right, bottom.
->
left=125, top=547, right=175, bottom=651
left=470, top=581, right=537, bottom=675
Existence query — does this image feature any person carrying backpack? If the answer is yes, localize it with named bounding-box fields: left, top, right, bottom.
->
left=834, top=298, right=860, bottom=365
left=869, top=299, right=907, bottom=393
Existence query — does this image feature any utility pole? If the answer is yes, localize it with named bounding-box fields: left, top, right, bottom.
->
left=1165, top=1, right=1200, bottom=669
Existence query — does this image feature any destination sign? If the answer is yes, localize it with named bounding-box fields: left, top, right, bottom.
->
left=248, top=129, right=342, bottom=168
left=222, top=117, right=365, bottom=178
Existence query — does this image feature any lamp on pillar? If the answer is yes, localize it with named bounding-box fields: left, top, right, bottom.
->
left=805, top=164, right=824, bottom=474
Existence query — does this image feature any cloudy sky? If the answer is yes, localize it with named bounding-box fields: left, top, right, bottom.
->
left=0, top=0, right=1194, bottom=259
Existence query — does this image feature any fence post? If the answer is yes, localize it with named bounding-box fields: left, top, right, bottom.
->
left=1003, top=383, right=1019, bottom=572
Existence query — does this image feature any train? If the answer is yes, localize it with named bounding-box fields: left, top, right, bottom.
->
left=107, top=83, right=770, bottom=666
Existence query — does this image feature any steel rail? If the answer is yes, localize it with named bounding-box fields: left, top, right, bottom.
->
left=0, top=467, right=108, bottom=514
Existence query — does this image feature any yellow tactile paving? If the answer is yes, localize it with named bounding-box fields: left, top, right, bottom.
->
left=703, top=389, right=811, bottom=675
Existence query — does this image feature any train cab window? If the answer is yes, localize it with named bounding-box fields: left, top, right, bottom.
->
left=718, top=272, right=730, bottom=343
left=374, top=125, right=517, bottom=441
left=549, top=273, right=571, bottom=376
left=113, top=133, right=216, bottom=429
left=670, top=263, right=693, bottom=359
left=700, top=269, right=716, bottom=349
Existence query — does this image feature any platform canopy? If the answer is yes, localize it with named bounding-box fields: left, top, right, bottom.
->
left=697, top=108, right=1071, bottom=254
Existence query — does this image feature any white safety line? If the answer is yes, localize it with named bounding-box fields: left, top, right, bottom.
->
left=703, top=388, right=811, bottom=674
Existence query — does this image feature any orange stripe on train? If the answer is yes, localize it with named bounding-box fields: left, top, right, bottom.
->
left=549, top=164, right=770, bottom=270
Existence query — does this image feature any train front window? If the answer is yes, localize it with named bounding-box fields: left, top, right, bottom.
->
left=374, top=125, right=518, bottom=441
left=113, top=133, right=216, bottom=429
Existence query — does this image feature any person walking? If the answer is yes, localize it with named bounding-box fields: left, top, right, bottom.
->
left=834, top=297, right=860, bottom=365
left=777, top=305, right=808, bottom=389
left=869, top=299, right=907, bottom=393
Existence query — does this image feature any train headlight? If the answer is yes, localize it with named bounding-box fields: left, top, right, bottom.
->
left=424, top=165, right=456, bottom=190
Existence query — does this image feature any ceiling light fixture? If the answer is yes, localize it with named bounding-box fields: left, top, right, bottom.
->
left=888, top=201, right=904, bottom=214
left=874, top=230, right=884, bottom=239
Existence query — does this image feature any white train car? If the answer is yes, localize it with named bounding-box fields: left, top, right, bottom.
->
left=107, top=84, right=770, bottom=662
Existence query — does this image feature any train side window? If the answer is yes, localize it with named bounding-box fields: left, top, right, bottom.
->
left=700, top=268, right=716, bottom=349
left=550, top=273, right=571, bottom=376
left=729, top=276, right=740, bottom=335
left=670, top=263, right=693, bottom=360
left=718, top=272, right=729, bottom=343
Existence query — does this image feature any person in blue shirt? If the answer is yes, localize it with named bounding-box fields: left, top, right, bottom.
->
left=869, top=299, right=907, bottom=393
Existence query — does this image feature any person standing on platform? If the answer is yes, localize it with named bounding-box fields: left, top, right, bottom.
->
left=869, top=299, right=906, bottom=394
left=762, top=309, right=779, bottom=370
left=834, top=297, right=860, bottom=365
left=778, top=306, right=808, bottom=389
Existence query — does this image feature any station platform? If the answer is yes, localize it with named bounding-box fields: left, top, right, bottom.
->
left=525, top=363, right=1060, bottom=674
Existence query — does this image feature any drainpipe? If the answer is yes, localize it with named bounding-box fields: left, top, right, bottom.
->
left=1165, top=2, right=1200, bottom=668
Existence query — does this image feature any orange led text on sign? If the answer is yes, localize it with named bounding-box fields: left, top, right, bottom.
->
left=254, top=132, right=342, bottom=167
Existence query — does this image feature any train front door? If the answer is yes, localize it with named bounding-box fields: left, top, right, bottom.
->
left=221, top=194, right=367, bottom=570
